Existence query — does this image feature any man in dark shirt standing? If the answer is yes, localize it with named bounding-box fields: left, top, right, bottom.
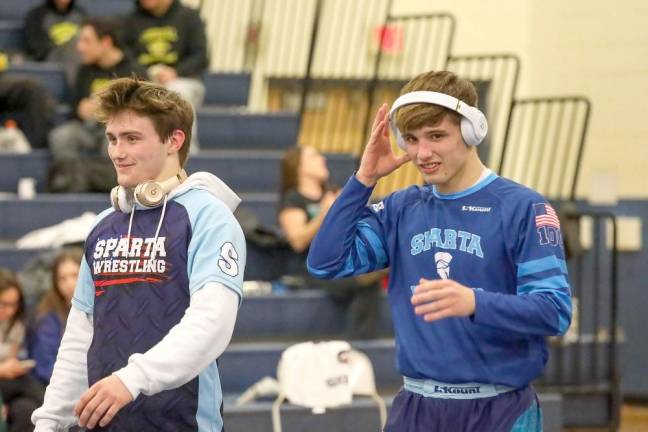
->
left=122, top=0, right=208, bottom=150
left=48, top=18, right=144, bottom=192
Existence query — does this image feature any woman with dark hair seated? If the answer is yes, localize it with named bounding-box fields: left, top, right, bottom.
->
left=279, top=146, right=383, bottom=339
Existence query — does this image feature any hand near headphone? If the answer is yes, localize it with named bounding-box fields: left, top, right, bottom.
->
left=356, top=104, right=411, bottom=187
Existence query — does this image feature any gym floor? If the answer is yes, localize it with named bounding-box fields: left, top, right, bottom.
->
left=564, top=403, right=648, bottom=431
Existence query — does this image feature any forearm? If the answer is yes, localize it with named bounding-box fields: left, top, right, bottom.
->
left=114, top=282, right=238, bottom=399
left=307, top=176, right=386, bottom=277
left=285, top=212, right=325, bottom=253
left=32, top=306, right=93, bottom=431
left=0, top=360, right=13, bottom=379
left=473, top=290, right=572, bottom=336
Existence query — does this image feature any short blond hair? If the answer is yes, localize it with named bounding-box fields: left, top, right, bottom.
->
left=94, top=77, right=194, bottom=166
left=395, top=70, right=479, bottom=134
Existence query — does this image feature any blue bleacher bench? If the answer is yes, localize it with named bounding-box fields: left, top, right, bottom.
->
left=203, top=72, right=251, bottom=107
left=0, top=150, right=357, bottom=194
left=0, top=0, right=40, bottom=21
left=0, top=20, right=22, bottom=53
left=5, top=62, right=70, bottom=102
left=220, top=339, right=399, bottom=395
left=0, top=192, right=278, bottom=239
left=197, top=110, right=299, bottom=151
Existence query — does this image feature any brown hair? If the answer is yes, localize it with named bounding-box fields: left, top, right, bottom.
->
left=395, top=70, right=479, bottom=135
left=81, top=17, right=121, bottom=49
left=280, top=147, right=302, bottom=198
left=36, top=247, right=84, bottom=323
left=0, top=268, right=25, bottom=338
left=279, top=146, right=330, bottom=198
left=94, top=76, right=194, bottom=166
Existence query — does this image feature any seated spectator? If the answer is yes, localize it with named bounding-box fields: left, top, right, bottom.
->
left=27, top=248, right=82, bottom=386
left=23, top=0, right=86, bottom=83
left=47, top=17, right=145, bottom=192
left=0, top=52, right=56, bottom=150
left=279, top=147, right=383, bottom=339
left=0, top=269, right=43, bottom=432
left=121, top=0, right=208, bottom=149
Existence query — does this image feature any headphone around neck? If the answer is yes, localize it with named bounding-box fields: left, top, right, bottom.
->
left=110, top=169, right=188, bottom=213
left=389, top=90, right=488, bottom=149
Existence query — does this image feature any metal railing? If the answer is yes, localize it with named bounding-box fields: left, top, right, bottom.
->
left=196, top=2, right=591, bottom=203
left=254, top=4, right=456, bottom=156
left=500, top=97, right=591, bottom=200
left=536, top=210, right=620, bottom=431
left=447, top=54, right=520, bottom=171
left=198, top=0, right=258, bottom=72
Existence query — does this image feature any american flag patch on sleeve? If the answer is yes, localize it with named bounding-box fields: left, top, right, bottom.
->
left=534, top=203, right=560, bottom=229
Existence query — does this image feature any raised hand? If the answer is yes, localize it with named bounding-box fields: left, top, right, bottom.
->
left=356, top=103, right=411, bottom=187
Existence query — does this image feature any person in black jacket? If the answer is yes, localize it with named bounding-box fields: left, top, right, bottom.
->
left=47, top=17, right=145, bottom=192
left=23, top=0, right=86, bottom=83
left=122, top=0, right=208, bottom=149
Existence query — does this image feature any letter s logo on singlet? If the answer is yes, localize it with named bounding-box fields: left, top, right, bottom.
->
left=218, top=242, right=239, bottom=277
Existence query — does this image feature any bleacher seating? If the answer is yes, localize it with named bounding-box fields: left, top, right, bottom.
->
left=224, top=398, right=388, bottom=432
left=0, top=193, right=279, bottom=239
left=203, top=72, right=251, bottom=106
left=0, top=150, right=357, bottom=193
left=221, top=339, right=399, bottom=395
left=233, top=291, right=392, bottom=340
left=197, top=110, right=299, bottom=150
left=0, top=5, right=579, bottom=430
left=0, top=150, right=48, bottom=193
left=186, top=150, right=356, bottom=193
left=5, top=62, right=70, bottom=102
left=0, top=20, right=22, bottom=53
left=0, top=0, right=41, bottom=21
left=0, top=194, right=107, bottom=238
left=76, top=0, right=134, bottom=17
left=3, top=65, right=255, bottom=114
left=0, top=0, right=132, bottom=22
left=0, top=245, right=46, bottom=271
left=222, top=393, right=562, bottom=432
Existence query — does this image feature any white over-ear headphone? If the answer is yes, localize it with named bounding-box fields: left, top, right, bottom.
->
left=389, top=90, right=488, bottom=149
left=110, top=169, right=188, bottom=213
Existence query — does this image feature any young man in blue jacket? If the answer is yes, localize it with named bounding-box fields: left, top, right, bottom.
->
left=32, top=77, right=245, bottom=431
left=307, top=70, right=572, bottom=431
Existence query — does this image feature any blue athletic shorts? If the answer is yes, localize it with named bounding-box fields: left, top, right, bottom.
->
left=384, top=385, right=542, bottom=432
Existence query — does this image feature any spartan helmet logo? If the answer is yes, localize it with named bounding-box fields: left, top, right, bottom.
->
left=434, top=252, right=453, bottom=280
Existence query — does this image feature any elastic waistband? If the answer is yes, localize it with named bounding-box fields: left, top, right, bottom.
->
left=403, top=376, right=517, bottom=400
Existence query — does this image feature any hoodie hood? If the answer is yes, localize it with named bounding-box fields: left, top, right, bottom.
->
left=47, top=0, right=77, bottom=14
left=135, top=0, right=179, bottom=18
left=168, top=171, right=241, bottom=212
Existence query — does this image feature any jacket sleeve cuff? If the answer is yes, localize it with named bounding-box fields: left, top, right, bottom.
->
left=33, top=419, right=60, bottom=432
left=113, top=362, right=148, bottom=400
left=469, top=288, right=487, bottom=324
